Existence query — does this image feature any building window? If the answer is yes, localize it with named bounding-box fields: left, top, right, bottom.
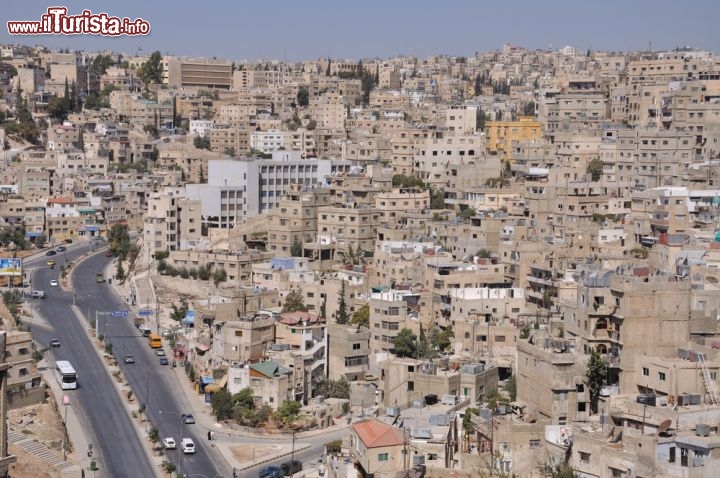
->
left=378, top=453, right=389, bottom=462
left=642, top=367, right=649, bottom=376
left=407, top=381, right=414, bottom=391
left=658, top=372, right=666, bottom=381
left=529, top=439, right=541, bottom=449
left=579, top=451, right=591, bottom=464
left=353, top=343, right=360, bottom=350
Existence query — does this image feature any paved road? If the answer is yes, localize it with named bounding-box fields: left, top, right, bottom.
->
left=74, top=251, right=227, bottom=478
left=26, top=241, right=157, bottom=478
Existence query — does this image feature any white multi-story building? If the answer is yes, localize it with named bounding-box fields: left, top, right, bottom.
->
left=189, top=120, right=215, bottom=137
left=185, top=151, right=349, bottom=229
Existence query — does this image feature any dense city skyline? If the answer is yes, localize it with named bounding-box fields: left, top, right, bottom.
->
left=3, top=0, right=720, bottom=61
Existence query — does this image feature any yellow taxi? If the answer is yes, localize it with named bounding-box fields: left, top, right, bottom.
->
left=47, top=259, right=56, bottom=267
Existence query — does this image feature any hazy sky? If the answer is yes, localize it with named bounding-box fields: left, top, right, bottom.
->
left=3, top=1, right=719, bottom=61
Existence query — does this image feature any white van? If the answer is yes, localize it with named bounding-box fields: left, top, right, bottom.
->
left=30, top=290, right=47, bottom=299
left=181, top=438, right=195, bottom=454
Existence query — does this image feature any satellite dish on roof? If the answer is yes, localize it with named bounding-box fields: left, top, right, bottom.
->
left=659, top=419, right=672, bottom=434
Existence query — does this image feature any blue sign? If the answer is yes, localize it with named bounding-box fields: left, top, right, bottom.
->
left=110, top=310, right=129, bottom=318
left=138, top=309, right=154, bottom=317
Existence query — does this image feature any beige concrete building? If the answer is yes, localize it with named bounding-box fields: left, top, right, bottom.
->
left=326, top=323, right=371, bottom=382
left=227, top=360, right=292, bottom=410
left=5, top=331, right=43, bottom=409
left=369, top=290, right=420, bottom=353
left=267, top=185, right=331, bottom=256
left=349, top=418, right=406, bottom=478
left=211, top=312, right=276, bottom=364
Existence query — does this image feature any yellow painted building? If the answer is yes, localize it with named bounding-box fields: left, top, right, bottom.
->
left=485, top=116, right=542, bottom=161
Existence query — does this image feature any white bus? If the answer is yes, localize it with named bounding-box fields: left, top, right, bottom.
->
left=55, top=360, right=78, bottom=390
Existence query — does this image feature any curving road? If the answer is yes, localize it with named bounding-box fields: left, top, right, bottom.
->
left=70, top=249, right=226, bottom=478
left=26, top=241, right=157, bottom=478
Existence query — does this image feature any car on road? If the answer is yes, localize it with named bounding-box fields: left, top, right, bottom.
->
left=64, top=238, right=72, bottom=244
left=259, top=465, right=283, bottom=478
left=156, top=349, right=166, bottom=357
left=47, top=259, right=56, bottom=267
left=181, top=438, right=195, bottom=454
left=45, top=250, right=57, bottom=256
left=124, top=355, right=135, bottom=364
left=50, top=279, right=58, bottom=287
left=181, top=413, right=195, bottom=425
left=162, top=437, right=176, bottom=450
left=49, top=339, right=61, bottom=347
left=159, top=357, right=169, bottom=366
left=56, top=246, right=66, bottom=252
left=30, top=290, right=47, bottom=299
left=105, top=250, right=114, bottom=257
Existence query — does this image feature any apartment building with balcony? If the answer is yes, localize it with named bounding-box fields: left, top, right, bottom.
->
left=485, top=117, right=542, bottom=161
left=369, top=290, right=420, bottom=353
left=211, top=312, right=276, bottom=363
left=374, top=188, right=429, bottom=228
left=326, top=323, right=371, bottom=382
left=267, top=185, right=331, bottom=256
left=517, top=329, right=584, bottom=424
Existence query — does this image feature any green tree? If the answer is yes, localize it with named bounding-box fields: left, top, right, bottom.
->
left=297, top=87, right=309, bottom=107
left=107, top=224, right=131, bottom=259
left=148, top=426, right=160, bottom=445
left=290, top=237, right=303, bottom=257
left=193, top=136, right=211, bottom=150
left=587, top=158, right=602, bottom=182
left=476, top=108, right=487, bottom=131
left=476, top=248, right=492, bottom=258
left=317, top=378, right=350, bottom=399
left=429, top=324, right=453, bottom=353
left=392, top=174, right=425, bottom=189
left=115, top=260, right=126, bottom=281
left=34, top=235, right=46, bottom=249
left=537, top=461, right=579, bottom=478
left=523, top=101, right=536, bottom=116
left=586, top=349, right=606, bottom=413
left=233, top=387, right=256, bottom=410
left=138, top=51, right=163, bottom=84
left=430, top=188, right=446, bottom=209
left=283, top=288, right=308, bottom=313
left=350, top=303, right=369, bottom=327
left=212, top=268, right=227, bottom=287
left=336, top=280, right=349, bottom=325
left=484, top=388, right=504, bottom=409
left=459, top=207, right=476, bottom=220
left=90, top=54, right=114, bottom=78
left=392, top=328, right=417, bottom=358
left=211, top=388, right=234, bottom=421
left=276, top=400, right=301, bottom=425
left=47, top=94, right=72, bottom=120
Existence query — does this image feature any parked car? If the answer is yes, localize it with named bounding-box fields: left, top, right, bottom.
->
left=162, top=437, right=176, bottom=450
left=159, top=357, right=169, bottom=366
left=64, top=238, right=73, bottom=244
left=50, top=279, right=58, bottom=287
left=181, top=438, right=195, bottom=454
left=49, top=339, right=61, bottom=347
left=259, top=465, right=283, bottom=478
left=105, top=250, right=114, bottom=257
left=156, top=349, right=166, bottom=357
left=45, top=250, right=57, bottom=256
left=56, top=246, right=66, bottom=252
left=181, top=414, right=195, bottom=425
left=124, top=355, right=135, bottom=364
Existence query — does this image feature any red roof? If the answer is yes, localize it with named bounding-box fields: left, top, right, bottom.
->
left=352, top=419, right=405, bottom=448
left=278, top=311, right=322, bottom=325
